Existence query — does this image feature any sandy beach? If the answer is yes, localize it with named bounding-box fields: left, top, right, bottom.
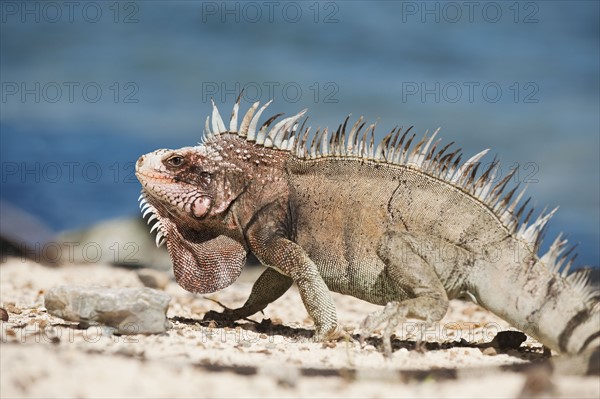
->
left=1, top=259, right=598, bottom=398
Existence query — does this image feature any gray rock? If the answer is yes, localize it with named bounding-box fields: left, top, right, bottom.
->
left=0, top=200, right=57, bottom=265
left=57, top=217, right=173, bottom=271
left=136, top=268, right=171, bottom=290
left=45, top=286, right=171, bottom=334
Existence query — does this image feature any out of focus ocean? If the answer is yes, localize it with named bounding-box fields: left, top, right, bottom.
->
left=1, top=1, right=598, bottom=266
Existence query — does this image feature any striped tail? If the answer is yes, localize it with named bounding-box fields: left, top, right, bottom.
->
left=467, top=235, right=599, bottom=357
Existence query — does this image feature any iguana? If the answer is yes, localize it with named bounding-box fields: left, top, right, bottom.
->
left=135, top=96, right=599, bottom=367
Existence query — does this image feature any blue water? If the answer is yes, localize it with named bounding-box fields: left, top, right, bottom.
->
left=1, top=1, right=598, bottom=267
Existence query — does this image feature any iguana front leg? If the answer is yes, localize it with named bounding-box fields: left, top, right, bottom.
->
left=203, top=267, right=292, bottom=322
left=242, top=207, right=339, bottom=341
left=204, top=202, right=340, bottom=340
left=251, top=234, right=340, bottom=341
left=361, top=231, right=449, bottom=355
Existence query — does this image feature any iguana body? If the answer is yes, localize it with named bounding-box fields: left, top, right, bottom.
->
left=135, top=97, right=599, bottom=364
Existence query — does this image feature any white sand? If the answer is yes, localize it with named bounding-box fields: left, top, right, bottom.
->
left=1, top=260, right=598, bottom=398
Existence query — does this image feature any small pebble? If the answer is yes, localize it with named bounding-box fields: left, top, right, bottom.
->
left=137, top=269, right=170, bottom=290
left=5, top=303, right=22, bottom=314
left=322, top=341, right=337, bottom=349
left=490, top=330, right=527, bottom=350
left=0, top=308, right=8, bottom=322
left=482, top=347, right=497, bottom=356
left=207, top=320, right=218, bottom=329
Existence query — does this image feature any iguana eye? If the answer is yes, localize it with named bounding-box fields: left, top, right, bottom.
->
left=166, top=155, right=185, bottom=167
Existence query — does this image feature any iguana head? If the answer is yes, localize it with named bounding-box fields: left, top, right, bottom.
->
left=135, top=143, right=251, bottom=293
left=135, top=98, right=304, bottom=293
left=136, top=145, right=245, bottom=226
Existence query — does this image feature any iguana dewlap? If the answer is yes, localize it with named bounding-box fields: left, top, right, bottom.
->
left=135, top=96, right=599, bottom=363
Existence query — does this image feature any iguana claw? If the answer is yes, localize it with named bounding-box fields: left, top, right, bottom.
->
left=360, top=301, right=406, bottom=357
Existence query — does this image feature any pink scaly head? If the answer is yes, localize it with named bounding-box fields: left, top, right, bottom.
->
left=135, top=97, right=304, bottom=295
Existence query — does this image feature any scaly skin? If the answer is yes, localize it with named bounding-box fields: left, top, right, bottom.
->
left=135, top=98, right=599, bottom=372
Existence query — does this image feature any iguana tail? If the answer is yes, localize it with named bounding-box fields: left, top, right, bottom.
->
left=468, top=233, right=599, bottom=357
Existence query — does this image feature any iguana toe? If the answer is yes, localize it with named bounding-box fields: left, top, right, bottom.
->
left=360, top=301, right=406, bottom=356
left=313, top=322, right=343, bottom=342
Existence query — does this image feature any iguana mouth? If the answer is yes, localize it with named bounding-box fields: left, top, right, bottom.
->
left=136, top=169, right=175, bottom=182
left=138, top=192, right=167, bottom=247
left=137, top=166, right=210, bottom=221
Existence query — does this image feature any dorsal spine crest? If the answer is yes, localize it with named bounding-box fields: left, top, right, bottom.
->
left=196, top=99, right=596, bottom=303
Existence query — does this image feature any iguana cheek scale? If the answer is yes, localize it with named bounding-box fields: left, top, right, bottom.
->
left=192, top=197, right=211, bottom=218
left=135, top=95, right=599, bottom=366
